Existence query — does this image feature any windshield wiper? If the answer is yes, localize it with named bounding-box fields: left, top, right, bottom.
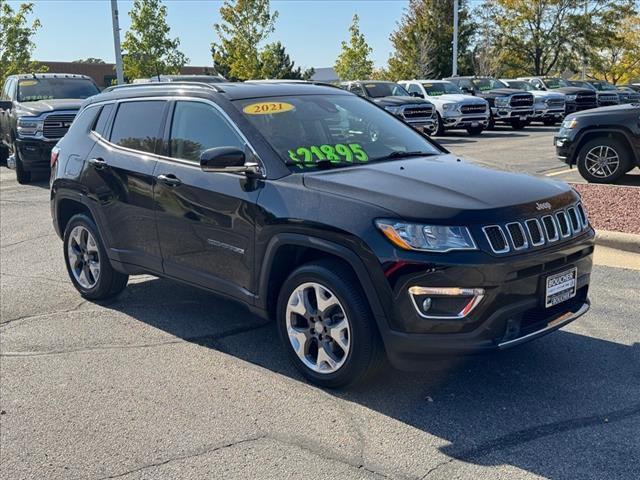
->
left=370, top=151, right=437, bottom=162
left=285, top=159, right=350, bottom=170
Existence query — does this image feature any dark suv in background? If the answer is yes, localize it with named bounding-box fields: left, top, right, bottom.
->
left=339, top=80, right=437, bottom=134
left=0, top=73, right=100, bottom=183
left=51, top=81, right=594, bottom=388
left=443, top=76, right=534, bottom=129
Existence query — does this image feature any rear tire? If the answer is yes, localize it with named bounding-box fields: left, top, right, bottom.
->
left=576, top=137, right=630, bottom=184
left=276, top=259, right=384, bottom=388
left=63, top=214, right=129, bottom=300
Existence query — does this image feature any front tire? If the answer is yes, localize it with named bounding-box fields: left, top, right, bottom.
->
left=577, top=137, right=630, bottom=184
left=511, top=119, right=527, bottom=130
left=277, top=260, right=384, bottom=388
left=543, top=118, right=557, bottom=126
left=433, top=113, right=445, bottom=136
left=63, top=214, right=128, bottom=300
left=15, top=149, right=31, bottom=184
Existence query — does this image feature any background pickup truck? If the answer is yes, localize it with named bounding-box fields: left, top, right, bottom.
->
left=0, top=73, right=100, bottom=184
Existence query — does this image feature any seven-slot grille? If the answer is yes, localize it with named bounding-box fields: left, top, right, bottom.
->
left=401, top=104, right=434, bottom=120
left=509, top=94, right=534, bottom=107
left=461, top=104, right=487, bottom=114
left=483, top=203, right=589, bottom=254
left=43, top=113, right=77, bottom=139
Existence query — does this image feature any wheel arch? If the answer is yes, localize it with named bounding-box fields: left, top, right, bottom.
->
left=258, top=233, right=387, bottom=327
left=573, top=128, right=638, bottom=166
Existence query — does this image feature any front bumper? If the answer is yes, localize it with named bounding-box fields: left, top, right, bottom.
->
left=15, top=138, right=57, bottom=170
left=405, top=118, right=437, bottom=133
left=554, top=135, right=576, bottom=164
left=441, top=112, right=489, bottom=129
left=533, top=106, right=565, bottom=120
left=491, top=106, right=534, bottom=121
left=378, top=235, right=594, bottom=369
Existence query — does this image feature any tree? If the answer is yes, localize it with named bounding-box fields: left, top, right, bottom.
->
left=587, top=14, right=640, bottom=84
left=386, top=0, right=474, bottom=81
left=0, top=1, right=45, bottom=85
left=122, top=0, right=188, bottom=80
left=334, top=14, right=374, bottom=81
left=72, top=58, right=106, bottom=64
left=258, top=41, right=314, bottom=79
left=212, top=0, right=278, bottom=81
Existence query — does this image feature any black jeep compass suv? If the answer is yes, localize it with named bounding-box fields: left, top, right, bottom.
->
left=50, top=82, right=594, bottom=388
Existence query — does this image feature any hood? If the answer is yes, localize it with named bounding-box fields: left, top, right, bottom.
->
left=372, top=96, right=431, bottom=107
left=531, top=91, right=565, bottom=100
left=17, top=98, right=83, bottom=115
left=550, top=87, right=594, bottom=95
left=429, top=94, right=486, bottom=104
left=480, top=88, right=529, bottom=97
left=302, top=155, right=575, bottom=222
left=566, top=103, right=639, bottom=121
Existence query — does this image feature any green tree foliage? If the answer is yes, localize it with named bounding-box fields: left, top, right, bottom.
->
left=72, top=58, right=106, bottom=64
left=258, top=41, right=314, bottom=79
left=0, top=1, right=46, bottom=85
left=334, top=14, right=374, bottom=81
left=587, top=13, right=640, bottom=84
left=122, top=0, right=188, bottom=79
left=212, top=0, right=278, bottom=81
left=386, top=0, right=474, bottom=81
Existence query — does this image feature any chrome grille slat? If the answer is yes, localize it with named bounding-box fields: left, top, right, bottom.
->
left=567, top=207, right=580, bottom=232
left=525, top=219, right=545, bottom=246
left=556, top=211, right=571, bottom=237
left=506, top=222, right=528, bottom=250
left=483, top=225, right=510, bottom=254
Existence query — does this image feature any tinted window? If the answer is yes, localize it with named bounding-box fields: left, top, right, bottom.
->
left=93, top=103, right=114, bottom=137
left=349, top=84, right=365, bottom=96
left=110, top=101, right=166, bottom=154
left=407, top=84, right=422, bottom=95
left=16, top=78, right=99, bottom=102
left=422, top=82, right=462, bottom=95
left=362, top=82, right=409, bottom=98
left=169, top=101, right=244, bottom=162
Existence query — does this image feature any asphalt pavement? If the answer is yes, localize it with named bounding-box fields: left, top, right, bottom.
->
left=1, top=128, right=639, bottom=479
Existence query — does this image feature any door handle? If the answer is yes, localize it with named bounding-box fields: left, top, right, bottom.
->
left=157, top=173, right=182, bottom=187
left=88, top=157, right=108, bottom=170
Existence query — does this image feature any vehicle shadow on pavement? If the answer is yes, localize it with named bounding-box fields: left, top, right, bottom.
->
left=101, top=276, right=640, bottom=479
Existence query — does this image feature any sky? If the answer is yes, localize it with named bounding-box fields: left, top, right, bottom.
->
left=9, top=0, right=421, bottom=69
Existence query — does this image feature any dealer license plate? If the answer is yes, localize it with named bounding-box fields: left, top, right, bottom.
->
left=545, top=267, right=577, bottom=308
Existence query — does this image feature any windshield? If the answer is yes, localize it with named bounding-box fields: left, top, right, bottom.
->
left=362, top=82, right=409, bottom=98
left=16, top=78, right=99, bottom=102
left=235, top=94, right=441, bottom=170
left=471, top=78, right=507, bottom=91
left=590, top=81, right=615, bottom=91
left=422, top=82, right=462, bottom=96
left=544, top=78, right=569, bottom=88
left=567, top=80, right=596, bottom=90
left=504, top=80, right=533, bottom=91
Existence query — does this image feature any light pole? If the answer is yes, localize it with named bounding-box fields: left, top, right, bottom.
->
left=452, top=0, right=459, bottom=76
left=111, top=0, right=124, bottom=84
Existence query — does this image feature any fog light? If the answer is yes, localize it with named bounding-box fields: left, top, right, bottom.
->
left=422, top=297, right=432, bottom=312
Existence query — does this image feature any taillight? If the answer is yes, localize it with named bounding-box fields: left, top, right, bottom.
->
left=50, top=147, right=60, bottom=168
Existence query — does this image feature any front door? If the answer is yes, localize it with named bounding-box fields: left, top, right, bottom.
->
left=153, top=99, right=261, bottom=303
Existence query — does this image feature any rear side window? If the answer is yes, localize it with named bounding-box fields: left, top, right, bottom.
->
left=169, top=101, right=244, bottom=163
left=92, top=103, right=114, bottom=137
left=110, top=101, right=166, bottom=154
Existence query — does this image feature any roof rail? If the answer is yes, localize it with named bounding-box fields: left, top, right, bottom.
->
left=245, top=79, right=342, bottom=89
left=104, top=81, right=225, bottom=93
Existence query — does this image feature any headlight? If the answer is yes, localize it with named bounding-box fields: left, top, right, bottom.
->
left=17, top=117, right=44, bottom=137
left=385, top=106, right=402, bottom=115
left=375, top=220, right=477, bottom=252
left=442, top=103, right=458, bottom=111
left=561, top=118, right=578, bottom=129
left=565, top=94, right=577, bottom=101
left=495, top=96, right=509, bottom=107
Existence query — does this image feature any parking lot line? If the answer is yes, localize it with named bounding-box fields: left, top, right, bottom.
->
left=545, top=168, right=574, bottom=177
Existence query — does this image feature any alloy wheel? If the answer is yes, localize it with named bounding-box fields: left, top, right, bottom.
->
left=584, top=145, right=620, bottom=179
left=67, top=226, right=101, bottom=289
left=285, top=282, right=351, bottom=374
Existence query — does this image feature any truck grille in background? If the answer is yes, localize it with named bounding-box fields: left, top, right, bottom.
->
left=402, top=105, right=434, bottom=119
left=510, top=94, right=534, bottom=107
left=597, top=94, right=618, bottom=105
left=576, top=93, right=597, bottom=105
left=43, top=113, right=77, bottom=139
left=545, top=98, right=565, bottom=108
left=461, top=104, right=487, bottom=114
left=483, top=202, right=589, bottom=254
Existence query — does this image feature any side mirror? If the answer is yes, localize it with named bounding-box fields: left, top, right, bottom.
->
left=200, top=147, right=261, bottom=175
left=409, top=91, right=423, bottom=98
left=0, top=100, right=12, bottom=111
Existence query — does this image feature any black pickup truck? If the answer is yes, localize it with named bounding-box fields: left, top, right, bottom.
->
left=339, top=81, right=437, bottom=134
left=0, top=73, right=100, bottom=183
left=443, top=76, right=534, bottom=130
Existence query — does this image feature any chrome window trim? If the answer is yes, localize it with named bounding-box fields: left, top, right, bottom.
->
left=93, top=95, right=266, bottom=177
left=541, top=215, right=560, bottom=242
left=525, top=218, right=546, bottom=247
left=506, top=222, right=529, bottom=250
left=482, top=225, right=510, bottom=254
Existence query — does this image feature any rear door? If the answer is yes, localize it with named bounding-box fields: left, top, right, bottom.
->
left=81, top=99, right=168, bottom=272
left=153, top=99, right=261, bottom=303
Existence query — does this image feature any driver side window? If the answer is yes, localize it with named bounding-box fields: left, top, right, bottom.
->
left=169, top=101, right=245, bottom=163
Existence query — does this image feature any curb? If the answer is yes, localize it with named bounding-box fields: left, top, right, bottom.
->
left=595, top=230, right=640, bottom=254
